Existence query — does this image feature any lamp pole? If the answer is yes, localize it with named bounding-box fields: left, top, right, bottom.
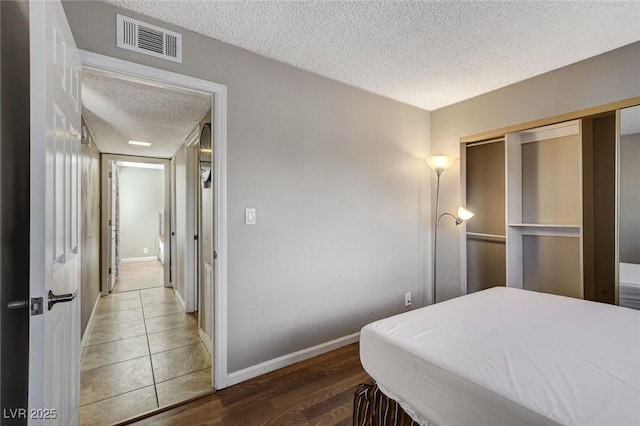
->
left=432, top=169, right=443, bottom=304
left=428, top=156, right=466, bottom=305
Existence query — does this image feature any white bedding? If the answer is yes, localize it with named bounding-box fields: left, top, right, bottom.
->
left=360, top=287, right=640, bottom=426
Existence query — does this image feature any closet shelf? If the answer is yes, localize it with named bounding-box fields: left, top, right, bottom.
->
left=508, top=223, right=580, bottom=228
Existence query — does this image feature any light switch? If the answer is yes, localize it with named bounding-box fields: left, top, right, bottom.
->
left=245, top=208, right=256, bottom=225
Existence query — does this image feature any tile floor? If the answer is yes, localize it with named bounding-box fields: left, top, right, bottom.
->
left=80, top=286, right=213, bottom=425
left=113, top=261, right=164, bottom=293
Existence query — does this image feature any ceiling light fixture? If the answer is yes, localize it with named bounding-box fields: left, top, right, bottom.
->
left=128, top=140, right=152, bottom=147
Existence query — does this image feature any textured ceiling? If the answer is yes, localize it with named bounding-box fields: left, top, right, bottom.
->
left=104, top=1, right=640, bottom=111
left=82, top=70, right=210, bottom=158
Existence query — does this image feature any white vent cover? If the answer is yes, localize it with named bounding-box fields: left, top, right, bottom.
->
left=116, top=14, right=182, bottom=63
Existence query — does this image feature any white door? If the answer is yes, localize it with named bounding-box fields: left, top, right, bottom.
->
left=110, top=162, right=117, bottom=291
left=171, top=158, right=177, bottom=287
left=29, top=0, right=82, bottom=424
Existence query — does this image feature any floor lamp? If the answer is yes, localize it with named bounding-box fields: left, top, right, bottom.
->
left=427, top=156, right=474, bottom=304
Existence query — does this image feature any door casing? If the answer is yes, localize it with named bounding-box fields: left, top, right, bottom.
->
left=100, top=154, right=171, bottom=296
left=81, top=50, right=229, bottom=390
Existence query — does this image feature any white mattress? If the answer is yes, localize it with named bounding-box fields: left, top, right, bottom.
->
left=360, top=287, right=640, bottom=426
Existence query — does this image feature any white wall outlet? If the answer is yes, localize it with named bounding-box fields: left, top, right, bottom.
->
left=143, top=247, right=148, bottom=254
left=245, top=208, right=256, bottom=225
left=404, top=292, right=412, bottom=307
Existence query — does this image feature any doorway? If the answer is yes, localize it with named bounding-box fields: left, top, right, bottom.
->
left=79, top=67, right=216, bottom=424
left=79, top=52, right=229, bottom=394
left=105, top=159, right=167, bottom=294
left=180, top=119, right=215, bottom=355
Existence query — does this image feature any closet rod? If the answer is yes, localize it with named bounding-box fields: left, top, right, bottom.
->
left=466, top=232, right=506, bottom=240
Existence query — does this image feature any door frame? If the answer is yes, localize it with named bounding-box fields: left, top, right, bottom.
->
left=81, top=50, right=229, bottom=390
left=170, top=157, right=178, bottom=297
left=100, top=154, right=171, bottom=295
left=109, top=160, right=117, bottom=291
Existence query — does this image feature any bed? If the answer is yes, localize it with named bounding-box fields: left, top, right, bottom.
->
left=358, top=287, right=640, bottom=426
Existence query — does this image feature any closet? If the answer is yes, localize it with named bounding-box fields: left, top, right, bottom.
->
left=463, top=113, right=616, bottom=303
left=465, top=138, right=506, bottom=293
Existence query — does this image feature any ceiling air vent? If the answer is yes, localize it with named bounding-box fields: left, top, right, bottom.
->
left=116, top=14, right=182, bottom=63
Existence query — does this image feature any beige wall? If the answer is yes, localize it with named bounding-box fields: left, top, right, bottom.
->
left=431, top=41, right=640, bottom=301
left=118, top=166, right=164, bottom=259
left=80, top=120, right=101, bottom=335
left=62, top=1, right=430, bottom=373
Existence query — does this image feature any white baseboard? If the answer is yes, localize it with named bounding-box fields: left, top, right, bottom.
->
left=174, top=289, right=186, bottom=310
left=226, top=332, right=360, bottom=387
left=81, top=293, right=101, bottom=347
left=121, top=256, right=158, bottom=263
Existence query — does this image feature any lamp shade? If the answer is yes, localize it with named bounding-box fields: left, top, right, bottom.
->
left=457, top=206, right=475, bottom=221
left=426, top=156, right=454, bottom=172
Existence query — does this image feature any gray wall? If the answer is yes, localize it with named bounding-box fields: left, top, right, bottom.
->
left=62, top=1, right=431, bottom=372
left=431, top=41, right=640, bottom=302
left=80, top=119, right=101, bottom=335
left=117, top=166, right=164, bottom=259
left=620, top=133, right=640, bottom=263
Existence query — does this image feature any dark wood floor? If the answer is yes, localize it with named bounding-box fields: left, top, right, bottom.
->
left=127, top=343, right=370, bottom=426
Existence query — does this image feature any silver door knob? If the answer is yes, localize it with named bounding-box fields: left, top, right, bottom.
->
left=48, top=290, right=76, bottom=311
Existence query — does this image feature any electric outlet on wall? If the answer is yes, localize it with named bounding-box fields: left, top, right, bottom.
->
left=404, top=292, right=412, bottom=307
left=143, top=248, right=148, bottom=254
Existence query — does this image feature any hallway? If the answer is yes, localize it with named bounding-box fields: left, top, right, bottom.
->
left=113, top=260, right=164, bottom=293
left=80, top=285, right=213, bottom=425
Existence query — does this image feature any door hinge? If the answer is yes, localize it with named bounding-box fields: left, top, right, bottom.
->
left=194, top=235, right=198, bottom=241
left=214, top=251, right=218, bottom=260
left=108, top=219, right=112, bottom=227
left=31, top=297, right=44, bottom=316
left=108, top=171, right=112, bottom=178
left=108, top=267, right=112, bottom=275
